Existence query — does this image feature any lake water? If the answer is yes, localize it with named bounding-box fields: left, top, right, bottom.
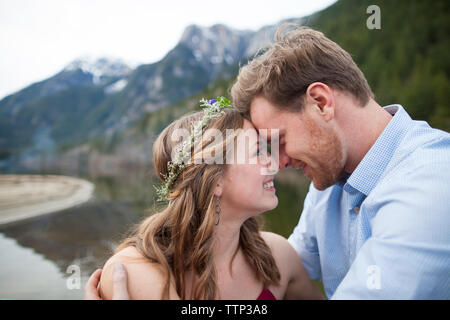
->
left=0, top=169, right=310, bottom=299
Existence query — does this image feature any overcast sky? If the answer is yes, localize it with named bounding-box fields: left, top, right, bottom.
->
left=0, top=0, right=336, bottom=100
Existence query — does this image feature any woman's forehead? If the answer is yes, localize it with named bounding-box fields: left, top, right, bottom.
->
left=241, top=119, right=259, bottom=138
left=243, top=118, right=257, bottom=130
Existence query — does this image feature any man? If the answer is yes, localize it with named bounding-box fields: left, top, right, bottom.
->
left=85, top=26, right=450, bottom=299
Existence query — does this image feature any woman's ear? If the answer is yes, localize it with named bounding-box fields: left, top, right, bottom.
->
left=214, top=182, right=223, bottom=197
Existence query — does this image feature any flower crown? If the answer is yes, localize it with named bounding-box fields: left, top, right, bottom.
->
left=154, top=97, right=233, bottom=201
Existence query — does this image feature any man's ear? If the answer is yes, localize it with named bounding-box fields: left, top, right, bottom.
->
left=305, top=82, right=335, bottom=122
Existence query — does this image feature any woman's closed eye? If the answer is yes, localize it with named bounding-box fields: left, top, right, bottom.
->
left=256, top=144, right=272, bottom=157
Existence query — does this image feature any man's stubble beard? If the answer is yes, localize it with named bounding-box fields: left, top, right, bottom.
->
left=304, top=118, right=345, bottom=191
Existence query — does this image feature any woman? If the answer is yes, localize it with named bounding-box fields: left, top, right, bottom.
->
left=96, top=98, right=323, bottom=300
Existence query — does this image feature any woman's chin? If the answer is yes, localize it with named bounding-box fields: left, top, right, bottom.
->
left=248, top=194, right=278, bottom=216
left=271, top=197, right=279, bottom=210
left=250, top=202, right=278, bottom=217
left=264, top=196, right=278, bottom=211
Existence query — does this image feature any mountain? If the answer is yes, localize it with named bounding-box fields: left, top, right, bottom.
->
left=64, top=56, right=131, bottom=87
left=1, top=57, right=131, bottom=118
left=179, top=24, right=252, bottom=77
left=0, top=57, right=131, bottom=159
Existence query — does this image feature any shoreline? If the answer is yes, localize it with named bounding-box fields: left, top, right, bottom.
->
left=0, top=174, right=95, bottom=227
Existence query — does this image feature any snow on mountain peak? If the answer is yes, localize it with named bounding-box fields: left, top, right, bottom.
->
left=64, top=56, right=131, bottom=84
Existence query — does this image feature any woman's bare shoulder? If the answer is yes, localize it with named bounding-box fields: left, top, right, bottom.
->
left=259, top=231, right=303, bottom=270
left=260, top=232, right=324, bottom=299
left=260, top=231, right=292, bottom=250
left=99, top=246, right=179, bottom=300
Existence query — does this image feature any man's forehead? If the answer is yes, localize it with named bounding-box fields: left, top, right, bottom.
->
left=249, top=97, right=281, bottom=130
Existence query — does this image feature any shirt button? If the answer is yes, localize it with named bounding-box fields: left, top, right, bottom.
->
left=354, top=206, right=360, bottom=213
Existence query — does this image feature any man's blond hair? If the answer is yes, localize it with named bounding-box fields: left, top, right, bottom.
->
left=231, top=25, right=374, bottom=117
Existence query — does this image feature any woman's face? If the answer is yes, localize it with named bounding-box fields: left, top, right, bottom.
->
left=219, top=119, right=278, bottom=220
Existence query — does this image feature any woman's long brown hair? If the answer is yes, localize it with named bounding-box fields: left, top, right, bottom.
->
left=116, top=108, right=281, bottom=299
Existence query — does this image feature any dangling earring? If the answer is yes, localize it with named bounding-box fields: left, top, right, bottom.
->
left=215, top=197, right=221, bottom=226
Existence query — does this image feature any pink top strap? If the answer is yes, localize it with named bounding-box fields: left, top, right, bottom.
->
left=257, top=288, right=276, bottom=300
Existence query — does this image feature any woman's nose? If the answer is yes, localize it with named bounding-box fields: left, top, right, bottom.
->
left=260, top=144, right=291, bottom=169
left=259, top=151, right=279, bottom=175
left=278, top=146, right=292, bottom=169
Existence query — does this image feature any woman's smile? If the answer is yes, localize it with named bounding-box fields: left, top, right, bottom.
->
left=263, top=179, right=275, bottom=192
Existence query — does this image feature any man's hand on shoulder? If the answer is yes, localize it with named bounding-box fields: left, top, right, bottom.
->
left=84, top=263, right=130, bottom=300
left=99, top=246, right=180, bottom=300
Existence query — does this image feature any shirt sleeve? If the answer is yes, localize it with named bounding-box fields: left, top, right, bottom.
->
left=331, top=162, right=450, bottom=299
left=288, top=183, right=322, bottom=281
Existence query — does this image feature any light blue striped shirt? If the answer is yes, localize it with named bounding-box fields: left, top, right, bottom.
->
left=288, top=104, right=450, bottom=299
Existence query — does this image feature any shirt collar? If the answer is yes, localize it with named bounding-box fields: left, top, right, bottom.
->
left=342, top=104, right=414, bottom=196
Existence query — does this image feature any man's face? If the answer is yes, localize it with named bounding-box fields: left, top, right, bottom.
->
left=249, top=96, right=346, bottom=190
